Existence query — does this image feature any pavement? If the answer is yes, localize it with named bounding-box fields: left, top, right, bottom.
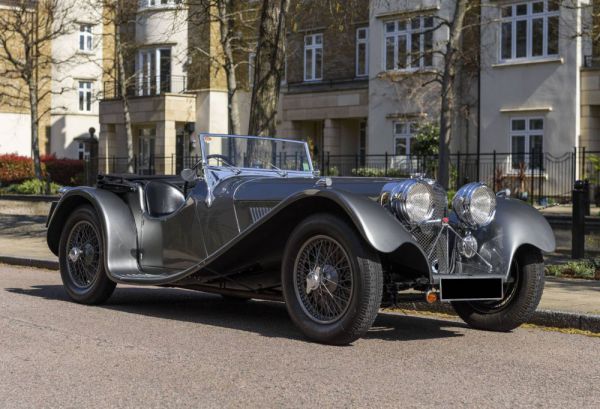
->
left=0, top=264, right=599, bottom=409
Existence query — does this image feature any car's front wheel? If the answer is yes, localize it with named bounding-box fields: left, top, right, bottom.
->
left=282, top=214, right=383, bottom=345
left=452, top=247, right=545, bottom=332
left=59, top=205, right=116, bottom=305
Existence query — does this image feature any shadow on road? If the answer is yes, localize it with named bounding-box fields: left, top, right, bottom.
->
left=6, top=284, right=466, bottom=343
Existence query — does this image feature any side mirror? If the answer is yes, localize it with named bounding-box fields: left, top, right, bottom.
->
left=180, top=168, right=197, bottom=183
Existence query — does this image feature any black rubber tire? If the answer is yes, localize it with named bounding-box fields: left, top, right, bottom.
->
left=282, top=214, right=383, bottom=345
left=452, top=248, right=545, bottom=332
left=59, top=205, right=116, bottom=305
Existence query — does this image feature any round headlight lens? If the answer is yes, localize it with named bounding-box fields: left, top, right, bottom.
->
left=452, top=183, right=496, bottom=227
left=391, top=180, right=434, bottom=224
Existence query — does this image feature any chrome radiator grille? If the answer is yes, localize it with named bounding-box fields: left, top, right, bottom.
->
left=404, top=183, right=451, bottom=274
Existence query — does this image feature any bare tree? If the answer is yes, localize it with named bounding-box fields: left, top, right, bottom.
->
left=0, top=0, right=79, bottom=180
left=378, top=0, right=479, bottom=189
left=98, top=0, right=138, bottom=172
left=248, top=0, right=289, bottom=136
left=186, top=0, right=260, bottom=135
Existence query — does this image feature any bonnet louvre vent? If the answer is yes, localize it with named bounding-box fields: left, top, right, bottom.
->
left=249, top=207, right=273, bottom=223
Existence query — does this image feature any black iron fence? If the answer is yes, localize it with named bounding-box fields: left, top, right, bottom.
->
left=102, top=75, right=188, bottom=99
left=85, top=148, right=600, bottom=205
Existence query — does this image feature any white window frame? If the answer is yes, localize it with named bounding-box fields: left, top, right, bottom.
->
left=78, top=81, right=93, bottom=112
left=304, top=33, right=323, bottom=82
left=79, top=24, right=93, bottom=53
left=384, top=16, right=434, bottom=72
left=393, top=121, right=418, bottom=156
left=139, top=0, right=182, bottom=9
left=136, top=47, right=172, bottom=96
left=510, top=117, right=544, bottom=170
left=356, top=27, right=369, bottom=77
left=499, top=0, right=560, bottom=62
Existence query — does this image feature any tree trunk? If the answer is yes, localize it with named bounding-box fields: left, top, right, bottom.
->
left=115, top=18, right=135, bottom=173
left=248, top=0, right=289, bottom=136
left=218, top=0, right=241, bottom=135
left=28, top=81, right=42, bottom=182
left=438, top=0, right=468, bottom=190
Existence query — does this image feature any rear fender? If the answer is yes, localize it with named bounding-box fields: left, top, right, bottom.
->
left=46, top=187, right=140, bottom=281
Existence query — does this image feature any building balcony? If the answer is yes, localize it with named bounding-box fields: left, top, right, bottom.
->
left=102, top=75, right=188, bottom=100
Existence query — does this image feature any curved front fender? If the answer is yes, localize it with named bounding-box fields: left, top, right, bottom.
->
left=285, top=189, right=416, bottom=254
left=47, top=187, right=140, bottom=281
left=471, top=198, right=555, bottom=277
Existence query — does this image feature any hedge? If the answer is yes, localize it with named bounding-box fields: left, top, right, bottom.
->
left=0, top=154, right=85, bottom=186
left=0, top=154, right=35, bottom=185
left=41, top=155, right=85, bottom=186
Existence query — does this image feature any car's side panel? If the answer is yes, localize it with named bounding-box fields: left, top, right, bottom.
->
left=470, top=198, right=556, bottom=278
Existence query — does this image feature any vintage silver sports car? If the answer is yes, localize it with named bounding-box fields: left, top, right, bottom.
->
left=46, top=134, right=555, bottom=344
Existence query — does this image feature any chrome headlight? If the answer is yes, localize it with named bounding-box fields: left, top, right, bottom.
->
left=452, top=182, right=496, bottom=227
left=382, top=180, right=434, bottom=225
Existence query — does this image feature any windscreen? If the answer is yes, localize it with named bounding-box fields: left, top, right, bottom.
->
left=201, top=134, right=313, bottom=172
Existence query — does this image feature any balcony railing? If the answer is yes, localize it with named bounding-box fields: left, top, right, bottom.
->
left=102, top=75, right=187, bottom=99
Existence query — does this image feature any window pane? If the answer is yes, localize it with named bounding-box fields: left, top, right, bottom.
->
left=398, top=20, right=406, bottom=31
left=305, top=36, right=312, bottom=46
left=512, top=119, right=526, bottom=131
left=80, top=35, right=84, bottom=50
left=502, top=6, right=512, bottom=18
left=315, top=34, right=322, bottom=45
left=394, top=123, right=403, bottom=134
left=79, top=91, right=84, bottom=111
left=547, top=16, right=559, bottom=55
left=530, top=119, right=543, bottom=130
left=512, top=136, right=526, bottom=169
left=395, top=138, right=407, bottom=155
left=358, top=28, right=367, bottom=40
left=532, top=1, right=544, bottom=13
left=423, top=16, right=433, bottom=28
left=409, top=137, right=417, bottom=155
left=548, top=0, right=559, bottom=12
left=411, top=17, right=420, bottom=30
left=357, top=43, right=367, bottom=76
left=501, top=22, right=512, bottom=59
left=386, top=22, right=395, bottom=33
left=423, top=31, right=433, bottom=66
left=411, top=32, right=421, bottom=67
left=397, top=35, right=407, bottom=69
left=516, top=4, right=527, bottom=15
left=516, top=20, right=527, bottom=58
left=305, top=49, right=313, bottom=79
left=315, top=48, right=322, bottom=79
left=532, top=18, right=543, bottom=56
left=386, top=37, right=395, bottom=70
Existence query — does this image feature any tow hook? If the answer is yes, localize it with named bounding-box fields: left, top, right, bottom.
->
left=425, top=289, right=439, bottom=304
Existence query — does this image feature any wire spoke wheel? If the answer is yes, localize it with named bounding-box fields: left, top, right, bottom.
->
left=293, top=235, right=353, bottom=324
left=66, top=220, right=101, bottom=290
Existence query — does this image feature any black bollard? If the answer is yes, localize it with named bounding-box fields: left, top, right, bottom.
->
left=572, top=181, right=586, bottom=259
left=583, top=179, right=591, bottom=216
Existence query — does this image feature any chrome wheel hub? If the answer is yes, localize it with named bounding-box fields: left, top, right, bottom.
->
left=68, top=247, right=82, bottom=263
left=293, top=235, right=353, bottom=324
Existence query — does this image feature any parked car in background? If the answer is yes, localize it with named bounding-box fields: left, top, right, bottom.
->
left=46, top=134, right=555, bottom=344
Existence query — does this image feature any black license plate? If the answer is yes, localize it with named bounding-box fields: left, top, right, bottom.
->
left=440, top=278, right=503, bottom=301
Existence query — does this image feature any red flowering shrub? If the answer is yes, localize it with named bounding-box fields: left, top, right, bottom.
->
left=0, top=154, right=35, bottom=185
left=41, top=155, right=85, bottom=186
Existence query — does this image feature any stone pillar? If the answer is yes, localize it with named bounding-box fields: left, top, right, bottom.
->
left=323, top=119, right=341, bottom=156
left=156, top=120, right=177, bottom=175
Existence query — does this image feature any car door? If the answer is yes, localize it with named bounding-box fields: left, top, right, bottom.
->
left=139, top=180, right=208, bottom=272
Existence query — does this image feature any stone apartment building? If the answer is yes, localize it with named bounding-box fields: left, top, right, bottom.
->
left=0, top=0, right=112, bottom=160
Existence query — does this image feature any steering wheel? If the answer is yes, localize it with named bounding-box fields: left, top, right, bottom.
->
left=206, top=154, right=236, bottom=168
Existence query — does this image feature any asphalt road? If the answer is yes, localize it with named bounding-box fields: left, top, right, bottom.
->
left=1, top=265, right=599, bottom=409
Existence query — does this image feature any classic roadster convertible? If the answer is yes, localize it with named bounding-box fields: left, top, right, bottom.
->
left=47, top=134, right=555, bottom=344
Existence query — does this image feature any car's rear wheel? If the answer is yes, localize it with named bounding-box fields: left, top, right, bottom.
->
left=282, top=214, right=383, bottom=345
left=452, top=247, right=544, bottom=332
left=59, top=205, right=116, bottom=305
